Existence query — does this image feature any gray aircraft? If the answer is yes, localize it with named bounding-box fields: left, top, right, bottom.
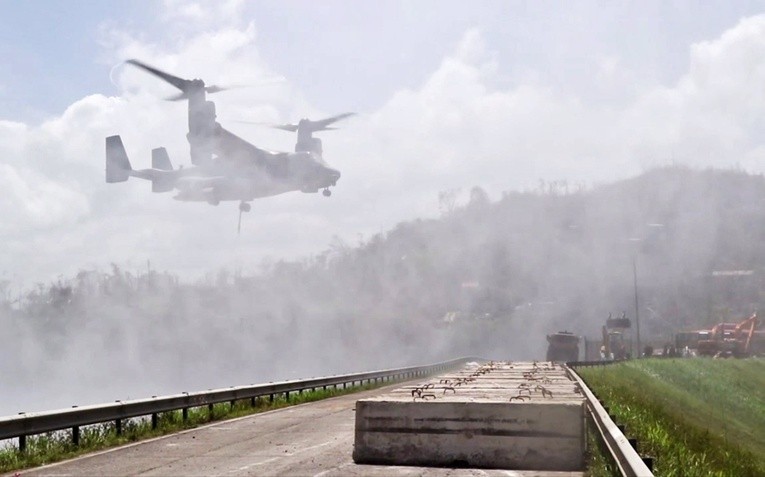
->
left=105, top=60, right=350, bottom=217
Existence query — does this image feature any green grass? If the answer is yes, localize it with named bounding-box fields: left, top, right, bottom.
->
left=578, top=359, right=765, bottom=477
left=0, top=381, right=386, bottom=473
left=585, top=416, right=620, bottom=477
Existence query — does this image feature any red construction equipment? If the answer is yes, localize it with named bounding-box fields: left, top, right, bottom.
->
left=696, top=313, right=760, bottom=357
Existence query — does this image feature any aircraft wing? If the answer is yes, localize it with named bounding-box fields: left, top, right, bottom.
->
left=215, top=127, right=289, bottom=178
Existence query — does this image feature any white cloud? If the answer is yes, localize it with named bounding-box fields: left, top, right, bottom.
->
left=3, top=8, right=765, bottom=284
left=162, top=0, right=247, bottom=29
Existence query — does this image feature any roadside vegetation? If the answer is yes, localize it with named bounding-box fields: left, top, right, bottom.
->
left=585, top=423, right=619, bottom=477
left=578, top=358, right=765, bottom=477
left=0, top=381, right=384, bottom=473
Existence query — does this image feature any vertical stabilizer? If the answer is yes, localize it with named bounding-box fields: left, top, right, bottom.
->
left=151, top=147, right=175, bottom=193
left=152, top=147, right=173, bottom=170
left=105, top=135, right=131, bottom=183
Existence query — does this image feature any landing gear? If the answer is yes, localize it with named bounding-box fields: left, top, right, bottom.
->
left=238, top=201, right=251, bottom=234
left=322, top=188, right=332, bottom=197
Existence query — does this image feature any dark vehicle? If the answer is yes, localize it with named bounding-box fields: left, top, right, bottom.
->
left=546, top=331, right=580, bottom=362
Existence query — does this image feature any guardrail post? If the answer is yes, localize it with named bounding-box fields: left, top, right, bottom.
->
left=251, top=397, right=256, bottom=407
left=0, top=357, right=474, bottom=451
left=643, top=456, right=654, bottom=471
left=230, top=399, right=236, bottom=410
left=285, top=391, right=290, bottom=402
left=628, top=438, right=637, bottom=450
left=568, top=364, right=654, bottom=476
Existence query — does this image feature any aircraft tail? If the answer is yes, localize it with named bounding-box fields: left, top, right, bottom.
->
left=105, top=135, right=131, bottom=183
left=152, top=147, right=172, bottom=170
left=151, top=147, right=175, bottom=193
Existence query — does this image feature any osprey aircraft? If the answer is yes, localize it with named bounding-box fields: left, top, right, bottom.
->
left=105, top=59, right=350, bottom=224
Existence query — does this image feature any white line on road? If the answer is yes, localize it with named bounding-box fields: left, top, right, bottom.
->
left=312, top=461, right=353, bottom=477
left=215, top=440, right=336, bottom=476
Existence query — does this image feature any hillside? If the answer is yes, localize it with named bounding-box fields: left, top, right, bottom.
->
left=578, top=359, right=765, bottom=476
left=310, top=166, right=765, bottom=342
left=2, top=166, right=765, bottom=413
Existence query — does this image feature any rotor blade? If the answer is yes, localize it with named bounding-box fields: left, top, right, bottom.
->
left=163, top=84, right=239, bottom=101
left=205, top=85, right=228, bottom=94
left=229, top=112, right=352, bottom=132
left=261, top=113, right=354, bottom=133
left=164, top=92, right=189, bottom=101
left=273, top=124, right=299, bottom=132
left=126, top=59, right=193, bottom=92
left=308, top=112, right=355, bottom=131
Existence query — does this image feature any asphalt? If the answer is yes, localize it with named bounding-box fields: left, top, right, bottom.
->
left=16, top=382, right=584, bottom=477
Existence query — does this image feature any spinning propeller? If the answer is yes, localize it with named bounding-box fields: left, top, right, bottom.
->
left=235, top=112, right=355, bottom=132
left=271, top=112, right=355, bottom=133
left=125, top=59, right=281, bottom=101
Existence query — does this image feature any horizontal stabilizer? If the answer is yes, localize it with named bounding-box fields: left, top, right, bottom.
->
left=105, top=135, right=131, bottom=183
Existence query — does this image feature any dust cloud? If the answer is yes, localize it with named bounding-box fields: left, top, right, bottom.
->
left=2, top=165, right=762, bottom=416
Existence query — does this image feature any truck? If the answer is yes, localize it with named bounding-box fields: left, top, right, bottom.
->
left=546, top=331, right=580, bottom=362
left=600, top=313, right=632, bottom=360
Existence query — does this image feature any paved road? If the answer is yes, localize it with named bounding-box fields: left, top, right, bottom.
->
left=17, top=384, right=583, bottom=477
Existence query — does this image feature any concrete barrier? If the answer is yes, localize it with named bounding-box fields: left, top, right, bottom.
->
left=353, top=361, right=585, bottom=471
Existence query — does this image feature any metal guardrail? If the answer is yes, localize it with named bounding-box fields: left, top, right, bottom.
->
left=566, top=364, right=654, bottom=477
left=567, top=359, right=627, bottom=368
left=0, top=357, right=475, bottom=450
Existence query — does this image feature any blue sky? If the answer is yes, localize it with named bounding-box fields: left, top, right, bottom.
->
left=3, top=1, right=765, bottom=283
left=4, top=1, right=765, bottom=122
left=0, top=2, right=144, bottom=120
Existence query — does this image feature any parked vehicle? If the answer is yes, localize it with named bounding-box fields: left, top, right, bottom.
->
left=695, top=313, right=760, bottom=357
left=546, top=331, right=580, bottom=362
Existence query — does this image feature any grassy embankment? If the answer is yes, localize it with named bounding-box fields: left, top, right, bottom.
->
left=579, top=359, right=765, bottom=477
left=0, top=381, right=385, bottom=473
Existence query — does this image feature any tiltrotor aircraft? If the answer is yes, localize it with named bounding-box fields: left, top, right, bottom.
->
left=105, top=59, right=351, bottom=217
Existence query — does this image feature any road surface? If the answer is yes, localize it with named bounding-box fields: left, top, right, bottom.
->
left=17, top=384, right=583, bottom=477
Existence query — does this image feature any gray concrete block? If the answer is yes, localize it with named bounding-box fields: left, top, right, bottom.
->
left=353, top=361, right=585, bottom=471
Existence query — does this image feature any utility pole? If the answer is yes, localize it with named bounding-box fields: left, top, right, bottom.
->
left=633, top=257, right=641, bottom=358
